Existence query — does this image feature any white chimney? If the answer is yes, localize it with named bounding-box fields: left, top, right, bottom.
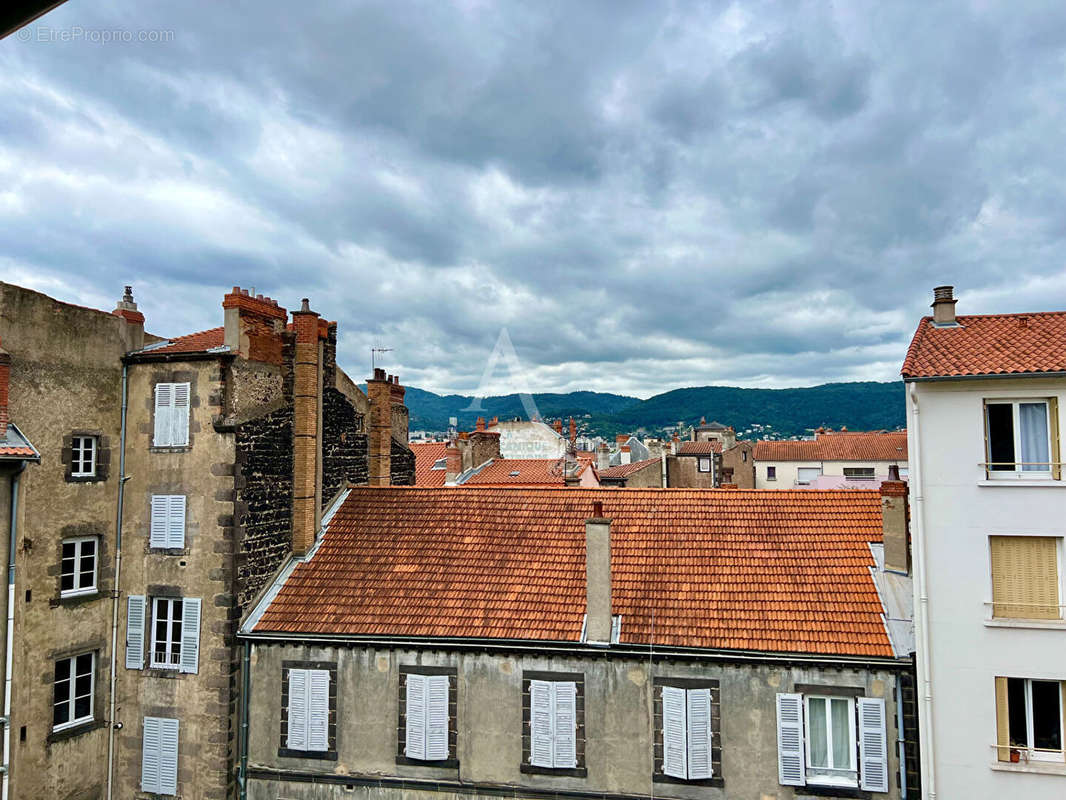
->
left=585, top=502, right=612, bottom=646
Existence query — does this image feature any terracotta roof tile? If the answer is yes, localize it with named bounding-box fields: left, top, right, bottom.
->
left=0, top=423, right=38, bottom=459
left=411, top=442, right=448, bottom=487
left=461, top=459, right=568, bottom=486
left=678, top=441, right=721, bottom=455
left=754, top=431, right=907, bottom=462
left=598, top=457, right=660, bottom=479
left=255, top=488, right=893, bottom=658
left=147, top=327, right=226, bottom=355
left=902, top=312, right=1066, bottom=379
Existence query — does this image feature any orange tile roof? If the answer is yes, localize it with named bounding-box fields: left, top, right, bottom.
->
left=902, top=312, right=1066, bottom=379
left=598, top=457, right=661, bottom=479
left=411, top=442, right=448, bottom=487
left=0, top=423, right=38, bottom=459
left=148, top=327, right=226, bottom=355
left=754, top=431, right=908, bottom=462
left=678, top=441, right=721, bottom=455
left=461, top=458, right=568, bottom=486
left=255, top=487, right=893, bottom=658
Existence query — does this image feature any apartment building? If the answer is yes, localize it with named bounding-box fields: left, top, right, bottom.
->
left=238, top=486, right=920, bottom=800
left=753, top=430, right=908, bottom=490
left=904, top=286, right=1066, bottom=798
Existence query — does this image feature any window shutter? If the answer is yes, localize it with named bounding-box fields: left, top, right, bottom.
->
left=990, top=536, right=1059, bottom=619
left=154, top=384, right=173, bottom=446
left=141, top=716, right=161, bottom=793
left=776, top=693, right=805, bottom=786
left=552, top=681, right=577, bottom=769
left=858, top=697, right=888, bottom=792
left=287, top=669, right=309, bottom=750
left=995, top=676, right=1010, bottom=762
left=171, top=383, right=190, bottom=447
left=126, top=595, right=145, bottom=670
left=686, top=688, right=713, bottom=780
left=168, top=495, right=186, bottom=549
left=425, top=675, right=449, bottom=761
left=158, top=717, right=179, bottom=795
left=529, top=680, right=554, bottom=768
left=308, top=669, right=330, bottom=751
left=150, top=496, right=168, bottom=548
left=179, top=598, right=201, bottom=674
left=405, top=674, right=426, bottom=760
left=1049, top=397, right=1061, bottom=480
left=662, top=686, right=688, bottom=779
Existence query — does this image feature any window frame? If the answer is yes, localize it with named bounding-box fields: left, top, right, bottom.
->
left=1001, top=677, right=1065, bottom=763
left=988, top=536, right=1063, bottom=621
left=653, top=678, right=722, bottom=787
left=984, top=398, right=1055, bottom=480
left=149, top=597, right=184, bottom=670
left=803, top=694, right=858, bottom=786
left=522, top=671, right=586, bottom=776
left=52, top=651, right=95, bottom=733
left=152, top=381, right=191, bottom=448
left=397, top=666, right=458, bottom=768
left=60, top=536, right=98, bottom=598
left=843, top=467, right=876, bottom=481
left=279, top=660, right=338, bottom=761
left=796, top=466, right=822, bottom=485
left=766, top=465, right=777, bottom=481
left=70, top=435, right=97, bottom=478
left=698, top=457, right=712, bottom=473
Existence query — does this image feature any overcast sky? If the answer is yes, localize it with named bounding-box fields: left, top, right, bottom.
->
left=3, top=1, right=1065, bottom=398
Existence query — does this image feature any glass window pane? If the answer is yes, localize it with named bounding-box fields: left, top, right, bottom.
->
left=830, top=698, right=852, bottom=769
left=74, top=694, right=91, bottom=720
left=987, top=404, right=1016, bottom=470
left=54, top=658, right=70, bottom=683
left=61, top=572, right=74, bottom=592
left=1019, top=403, right=1050, bottom=471
left=54, top=677, right=70, bottom=704
left=1031, top=681, right=1062, bottom=753
left=53, top=701, right=68, bottom=726
left=808, top=698, right=829, bottom=767
left=76, top=653, right=93, bottom=675
left=1008, top=678, right=1028, bottom=747
left=61, top=541, right=75, bottom=560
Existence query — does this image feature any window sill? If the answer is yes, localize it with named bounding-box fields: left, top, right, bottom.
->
left=395, top=756, right=459, bottom=769
left=652, top=773, right=723, bottom=788
left=521, top=764, right=588, bottom=778
left=984, top=618, right=1066, bottom=630
left=977, top=480, right=1066, bottom=488
left=149, top=446, right=191, bottom=454
left=796, top=786, right=871, bottom=799
left=66, top=474, right=104, bottom=483
left=990, top=760, right=1066, bottom=776
left=46, top=718, right=106, bottom=743
left=278, top=747, right=338, bottom=761
left=52, top=590, right=103, bottom=609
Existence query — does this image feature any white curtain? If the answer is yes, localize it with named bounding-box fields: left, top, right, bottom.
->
left=1019, top=403, right=1049, bottom=472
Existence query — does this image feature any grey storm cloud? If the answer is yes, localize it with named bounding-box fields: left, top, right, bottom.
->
left=2, top=0, right=1066, bottom=398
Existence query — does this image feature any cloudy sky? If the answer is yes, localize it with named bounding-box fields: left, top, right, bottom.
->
left=3, top=1, right=1066, bottom=398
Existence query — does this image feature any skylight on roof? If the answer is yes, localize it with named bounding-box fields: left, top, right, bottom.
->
left=431, top=458, right=447, bottom=470
left=509, top=470, right=520, bottom=477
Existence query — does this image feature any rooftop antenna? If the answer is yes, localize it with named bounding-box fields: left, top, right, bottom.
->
left=371, top=347, right=393, bottom=373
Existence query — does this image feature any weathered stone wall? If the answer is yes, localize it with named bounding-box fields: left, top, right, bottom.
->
left=719, top=443, right=756, bottom=488
left=322, top=388, right=367, bottom=506
left=389, top=437, right=415, bottom=486
left=665, top=455, right=715, bottom=488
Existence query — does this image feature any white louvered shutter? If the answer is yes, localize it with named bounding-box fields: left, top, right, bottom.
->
left=553, top=681, right=577, bottom=769
left=530, top=680, right=554, bottom=767
left=141, top=716, right=161, bottom=793
left=154, top=384, right=173, bottom=446
left=158, top=717, right=179, bottom=795
left=168, top=495, right=186, bottom=548
left=150, top=496, right=169, bottom=548
left=687, top=688, right=713, bottom=779
left=308, top=669, right=330, bottom=751
left=171, top=383, right=190, bottom=446
left=777, top=693, right=806, bottom=786
left=662, top=686, right=688, bottom=779
left=405, top=674, right=427, bottom=760
left=426, top=675, right=449, bottom=761
left=179, top=598, right=201, bottom=674
left=126, top=594, right=145, bottom=669
left=287, top=669, right=309, bottom=750
left=858, top=697, right=889, bottom=792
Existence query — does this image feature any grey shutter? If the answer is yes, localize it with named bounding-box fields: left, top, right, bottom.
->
left=141, top=716, right=161, bottom=793
left=425, top=675, right=449, bottom=761
left=126, top=594, right=145, bottom=670
left=150, top=496, right=169, bottom=548
left=529, top=680, right=554, bottom=767
left=158, top=717, right=179, bottom=795
left=405, top=674, right=426, bottom=760
left=171, top=383, right=190, bottom=446
left=287, top=669, right=309, bottom=750
left=858, top=697, right=889, bottom=792
left=776, top=693, right=806, bottom=786
left=308, top=669, right=330, bottom=751
left=662, top=686, right=688, bottom=779
left=167, top=495, right=186, bottom=549
left=153, top=384, right=172, bottom=446
left=179, top=597, right=201, bottom=674
left=552, top=681, right=577, bottom=769
left=686, top=688, right=713, bottom=779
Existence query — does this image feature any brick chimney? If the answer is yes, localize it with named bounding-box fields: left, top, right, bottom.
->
left=366, top=368, right=393, bottom=487
left=291, top=299, right=321, bottom=556
left=671, top=432, right=680, bottom=455
left=569, top=417, right=577, bottom=443
left=112, top=285, right=145, bottom=351
left=476, top=416, right=486, bottom=432
left=445, top=443, right=462, bottom=483
left=881, top=465, right=910, bottom=574
left=931, top=285, right=958, bottom=326
left=389, top=374, right=408, bottom=444
left=585, top=501, right=612, bottom=646
left=223, top=286, right=288, bottom=364
left=620, top=446, right=631, bottom=466
left=467, top=426, right=501, bottom=469
left=553, top=419, right=563, bottom=435
left=0, top=337, right=9, bottom=439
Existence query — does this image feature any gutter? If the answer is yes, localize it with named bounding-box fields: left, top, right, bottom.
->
left=903, top=370, right=1066, bottom=383
left=1, top=459, right=28, bottom=800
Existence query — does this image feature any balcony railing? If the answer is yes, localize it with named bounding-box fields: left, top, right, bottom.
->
left=979, top=462, right=1064, bottom=480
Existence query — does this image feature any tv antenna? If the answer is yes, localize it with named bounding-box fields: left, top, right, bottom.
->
left=371, top=347, right=393, bottom=372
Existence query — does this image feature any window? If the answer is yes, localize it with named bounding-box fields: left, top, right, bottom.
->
left=767, top=465, right=777, bottom=481
left=996, top=678, right=1065, bottom=763
left=53, top=653, right=94, bottom=731
left=141, top=716, right=179, bottom=795
left=528, top=680, right=577, bottom=770
left=985, top=398, right=1059, bottom=478
left=898, top=467, right=909, bottom=479
left=60, top=537, right=97, bottom=597
left=147, top=597, right=201, bottom=673
left=797, top=467, right=822, bottom=484
left=843, top=467, right=876, bottom=481
left=400, top=670, right=453, bottom=763
left=777, top=692, right=887, bottom=791
left=742, top=451, right=748, bottom=462
left=153, top=383, right=190, bottom=447
left=698, top=457, right=712, bottom=473
left=989, top=536, right=1061, bottom=620
left=661, top=687, right=713, bottom=781
left=286, top=668, right=330, bottom=752
left=150, top=495, right=186, bottom=549
left=71, top=436, right=97, bottom=477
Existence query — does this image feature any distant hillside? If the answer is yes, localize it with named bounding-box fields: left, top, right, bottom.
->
left=402, top=381, right=905, bottom=439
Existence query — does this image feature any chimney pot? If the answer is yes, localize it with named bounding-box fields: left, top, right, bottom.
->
left=931, top=285, right=958, bottom=325
left=300, top=298, right=311, bottom=312
left=888, top=464, right=900, bottom=481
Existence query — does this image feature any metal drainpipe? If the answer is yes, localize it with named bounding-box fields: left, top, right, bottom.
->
left=238, top=640, right=251, bottom=800
left=2, top=459, right=27, bottom=800
left=105, top=362, right=129, bottom=800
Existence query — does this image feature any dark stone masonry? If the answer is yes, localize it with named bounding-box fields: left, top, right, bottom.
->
left=322, top=387, right=368, bottom=507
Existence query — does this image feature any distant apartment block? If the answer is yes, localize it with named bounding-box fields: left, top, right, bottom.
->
left=753, top=429, right=908, bottom=489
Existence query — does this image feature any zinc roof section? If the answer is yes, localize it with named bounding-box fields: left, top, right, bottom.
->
left=254, top=487, right=893, bottom=658
left=902, top=312, right=1066, bottom=379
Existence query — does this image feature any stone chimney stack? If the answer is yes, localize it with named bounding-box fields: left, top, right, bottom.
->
left=585, top=502, right=612, bottom=646
left=595, top=443, right=611, bottom=472
left=291, top=298, right=322, bottom=556
left=881, top=465, right=910, bottom=574
left=671, top=432, right=680, bottom=455
left=366, top=368, right=393, bottom=487
left=569, top=417, right=577, bottom=443
left=389, top=374, right=409, bottom=444
left=931, top=285, right=958, bottom=326
left=223, top=287, right=288, bottom=363
left=620, top=446, right=631, bottom=465
left=0, top=337, right=10, bottom=439
left=112, top=285, right=145, bottom=351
